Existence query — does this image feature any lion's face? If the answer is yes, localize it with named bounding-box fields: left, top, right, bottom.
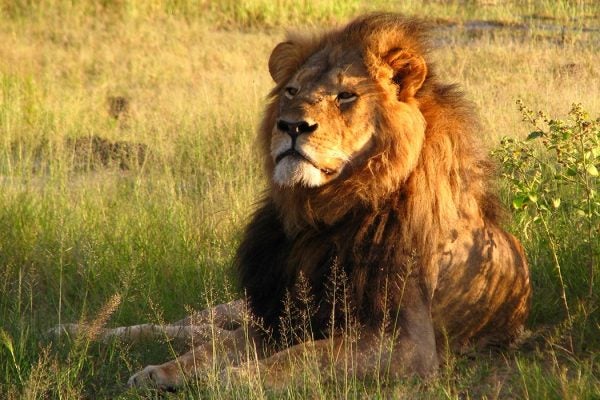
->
left=270, top=49, right=377, bottom=188
left=266, top=33, right=429, bottom=191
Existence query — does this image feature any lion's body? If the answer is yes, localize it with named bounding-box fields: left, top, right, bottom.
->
left=56, top=14, right=531, bottom=391
left=239, top=15, right=530, bottom=355
left=238, top=196, right=529, bottom=355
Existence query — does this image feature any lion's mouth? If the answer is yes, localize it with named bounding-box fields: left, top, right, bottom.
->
left=275, top=149, right=336, bottom=175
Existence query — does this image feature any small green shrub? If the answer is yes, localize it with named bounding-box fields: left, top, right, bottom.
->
left=493, top=102, right=599, bottom=352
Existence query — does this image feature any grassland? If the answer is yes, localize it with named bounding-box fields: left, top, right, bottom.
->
left=0, top=1, right=599, bottom=398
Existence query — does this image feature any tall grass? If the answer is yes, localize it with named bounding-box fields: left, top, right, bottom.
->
left=0, top=1, right=599, bottom=398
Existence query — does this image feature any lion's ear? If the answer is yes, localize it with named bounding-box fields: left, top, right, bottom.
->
left=384, top=48, right=427, bottom=100
left=268, top=41, right=303, bottom=84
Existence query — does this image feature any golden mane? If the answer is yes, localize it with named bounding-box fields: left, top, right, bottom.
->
left=258, top=13, right=502, bottom=274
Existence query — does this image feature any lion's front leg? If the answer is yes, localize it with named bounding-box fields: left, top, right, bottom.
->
left=226, top=333, right=432, bottom=391
left=50, top=299, right=246, bottom=343
left=229, top=279, right=438, bottom=388
left=127, top=324, right=266, bottom=390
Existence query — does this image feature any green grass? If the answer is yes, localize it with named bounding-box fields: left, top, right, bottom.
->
left=0, top=1, right=599, bottom=398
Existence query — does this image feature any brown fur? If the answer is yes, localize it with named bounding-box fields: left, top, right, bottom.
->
left=55, top=14, right=531, bottom=391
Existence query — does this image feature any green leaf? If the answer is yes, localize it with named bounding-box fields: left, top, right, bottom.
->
left=0, top=329, right=14, bottom=356
left=526, top=131, right=544, bottom=140
left=587, top=164, right=599, bottom=177
left=512, top=195, right=527, bottom=210
left=552, top=198, right=561, bottom=208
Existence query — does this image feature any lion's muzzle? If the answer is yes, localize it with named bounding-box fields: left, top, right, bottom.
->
left=274, top=118, right=334, bottom=175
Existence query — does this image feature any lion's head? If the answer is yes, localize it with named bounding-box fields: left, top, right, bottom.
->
left=260, top=14, right=462, bottom=231
left=262, top=15, right=432, bottom=198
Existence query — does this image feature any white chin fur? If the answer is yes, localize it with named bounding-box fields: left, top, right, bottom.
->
left=273, top=157, right=325, bottom=188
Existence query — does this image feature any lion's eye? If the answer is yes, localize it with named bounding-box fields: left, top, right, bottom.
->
left=284, top=87, right=298, bottom=99
left=337, top=92, right=357, bottom=104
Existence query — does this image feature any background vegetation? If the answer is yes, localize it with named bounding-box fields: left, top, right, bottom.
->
left=0, top=0, right=598, bottom=398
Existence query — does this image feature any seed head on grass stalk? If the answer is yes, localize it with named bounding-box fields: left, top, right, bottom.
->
left=84, top=293, right=122, bottom=342
left=21, top=346, right=54, bottom=400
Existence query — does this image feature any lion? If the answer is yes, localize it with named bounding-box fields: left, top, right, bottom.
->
left=54, top=13, right=531, bottom=391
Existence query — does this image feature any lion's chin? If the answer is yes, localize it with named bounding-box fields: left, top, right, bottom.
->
left=273, top=157, right=330, bottom=188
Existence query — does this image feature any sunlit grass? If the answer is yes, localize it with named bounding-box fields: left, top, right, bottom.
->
left=0, top=1, right=598, bottom=398
left=2, top=0, right=599, bottom=28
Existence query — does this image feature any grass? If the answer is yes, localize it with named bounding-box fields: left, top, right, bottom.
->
left=0, top=0, right=598, bottom=398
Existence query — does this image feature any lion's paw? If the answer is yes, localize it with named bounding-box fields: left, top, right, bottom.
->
left=127, top=365, right=181, bottom=391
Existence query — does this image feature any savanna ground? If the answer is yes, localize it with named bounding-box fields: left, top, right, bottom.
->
left=0, top=1, right=599, bottom=398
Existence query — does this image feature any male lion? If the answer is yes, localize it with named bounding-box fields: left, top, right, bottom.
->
left=56, top=13, right=531, bottom=390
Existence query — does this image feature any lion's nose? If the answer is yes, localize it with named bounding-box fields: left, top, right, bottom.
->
left=277, top=119, right=318, bottom=137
